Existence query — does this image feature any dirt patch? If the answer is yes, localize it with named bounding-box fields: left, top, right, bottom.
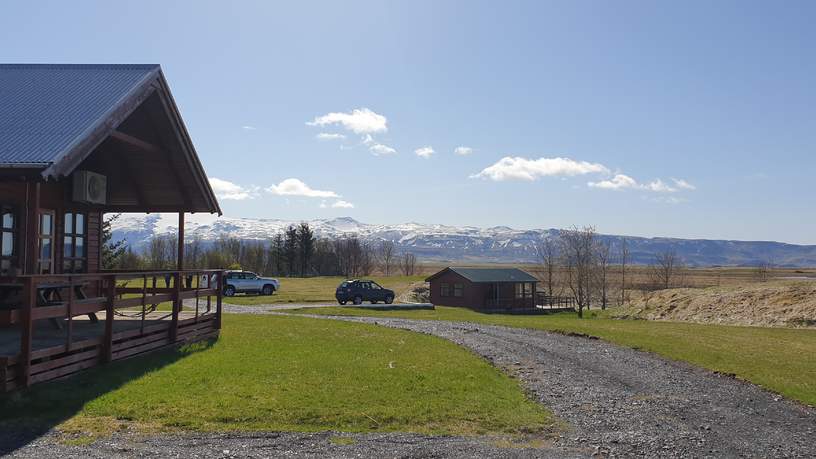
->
left=395, top=281, right=429, bottom=303
left=615, top=280, right=816, bottom=328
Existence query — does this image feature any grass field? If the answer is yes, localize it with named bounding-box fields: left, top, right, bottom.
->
left=225, top=275, right=425, bottom=305
left=291, top=306, right=816, bottom=406
left=0, top=314, right=550, bottom=441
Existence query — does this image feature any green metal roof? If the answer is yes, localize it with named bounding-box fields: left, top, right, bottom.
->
left=426, top=267, right=538, bottom=283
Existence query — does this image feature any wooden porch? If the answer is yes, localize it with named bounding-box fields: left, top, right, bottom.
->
left=0, top=270, right=223, bottom=392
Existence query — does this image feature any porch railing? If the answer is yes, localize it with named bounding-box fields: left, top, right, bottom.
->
left=0, top=269, right=223, bottom=389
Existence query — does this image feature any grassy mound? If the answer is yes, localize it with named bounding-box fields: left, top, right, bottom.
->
left=617, top=280, right=816, bottom=328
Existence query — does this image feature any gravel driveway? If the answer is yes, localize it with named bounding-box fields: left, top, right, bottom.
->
left=5, top=312, right=816, bottom=458
left=314, top=314, right=816, bottom=458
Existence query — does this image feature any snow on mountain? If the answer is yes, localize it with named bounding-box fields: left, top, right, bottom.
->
left=109, top=214, right=816, bottom=267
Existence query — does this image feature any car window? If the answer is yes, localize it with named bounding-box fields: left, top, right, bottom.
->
left=340, top=282, right=349, bottom=288
left=360, top=282, right=370, bottom=289
left=370, top=282, right=382, bottom=290
left=245, top=272, right=257, bottom=279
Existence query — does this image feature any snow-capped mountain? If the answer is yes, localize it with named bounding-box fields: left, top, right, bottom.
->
left=109, top=214, right=816, bottom=267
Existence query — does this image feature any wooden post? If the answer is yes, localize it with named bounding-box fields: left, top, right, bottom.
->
left=215, top=271, right=223, bottom=330
left=19, top=277, right=35, bottom=387
left=170, top=272, right=181, bottom=342
left=177, top=212, right=185, bottom=271
left=104, top=275, right=116, bottom=362
left=24, top=182, right=40, bottom=274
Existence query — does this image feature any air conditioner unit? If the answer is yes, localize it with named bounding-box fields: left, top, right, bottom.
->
left=72, top=170, right=107, bottom=205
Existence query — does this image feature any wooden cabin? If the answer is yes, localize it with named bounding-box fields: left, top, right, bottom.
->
left=426, top=267, right=539, bottom=310
left=0, top=64, right=223, bottom=391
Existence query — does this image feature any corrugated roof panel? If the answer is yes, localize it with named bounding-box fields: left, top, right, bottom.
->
left=448, top=267, right=539, bottom=283
left=0, top=64, right=159, bottom=165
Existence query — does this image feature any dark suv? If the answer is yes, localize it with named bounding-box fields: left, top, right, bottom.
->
left=335, top=280, right=395, bottom=305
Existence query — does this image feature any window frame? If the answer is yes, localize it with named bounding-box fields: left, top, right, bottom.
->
left=453, top=283, right=464, bottom=297
left=62, top=211, right=87, bottom=273
left=0, top=205, right=17, bottom=276
left=440, top=282, right=451, bottom=297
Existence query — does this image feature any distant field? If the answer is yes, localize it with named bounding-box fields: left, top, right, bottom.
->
left=0, top=314, right=551, bottom=442
left=291, top=306, right=816, bottom=406
left=225, top=275, right=425, bottom=305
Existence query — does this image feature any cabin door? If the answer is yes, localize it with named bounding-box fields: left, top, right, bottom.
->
left=37, top=210, right=55, bottom=274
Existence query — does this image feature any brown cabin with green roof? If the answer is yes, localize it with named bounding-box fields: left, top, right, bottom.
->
left=426, top=267, right=538, bottom=310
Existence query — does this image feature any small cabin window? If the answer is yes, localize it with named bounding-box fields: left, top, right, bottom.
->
left=440, top=282, right=451, bottom=297
left=453, top=283, right=464, bottom=297
left=0, top=206, right=16, bottom=276
left=63, top=212, right=87, bottom=273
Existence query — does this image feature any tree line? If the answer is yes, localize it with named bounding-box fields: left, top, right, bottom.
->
left=537, top=226, right=686, bottom=317
left=106, top=221, right=418, bottom=278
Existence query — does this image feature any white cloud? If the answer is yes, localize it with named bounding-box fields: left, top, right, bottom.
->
left=589, top=175, right=695, bottom=193
left=241, top=125, right=256, bottom=131
left=454, top=146, right=473, bottom=156
left=316, top=132, right=346, bottom=141
left=672, top=178, right=696, bottom=190
left=369, top=143, right=397, bottom=156
left=331, top=200, right=355, bottom=208
left=415, top=146, right=435, bottom=158
left=209, top=178, right=257, bottom=200
left=587, top=174, right=640, bottom=190
left=307, top=108, right=388, bottom=134
left=472, top=156, right=609, bottom=181
left=266, top=178, right=339, bottom=198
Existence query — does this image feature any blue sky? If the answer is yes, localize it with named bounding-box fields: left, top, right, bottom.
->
left=2, top=1, right=815, bottom=243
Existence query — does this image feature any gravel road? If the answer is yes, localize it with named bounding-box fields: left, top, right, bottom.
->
left=5, top=312, right=815, bottom=458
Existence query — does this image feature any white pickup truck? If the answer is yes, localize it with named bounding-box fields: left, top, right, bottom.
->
left=222, top=270, right=280, bottom=297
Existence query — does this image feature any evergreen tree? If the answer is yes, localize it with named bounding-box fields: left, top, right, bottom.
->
left=102, top=214, right=127, bottom=269
left=283, top=225, right=298, bottom=276
left=297, top=222, right=315, bottom=276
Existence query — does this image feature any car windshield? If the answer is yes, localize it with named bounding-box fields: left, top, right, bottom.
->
left=340, top=282, right=349, bottom=288
left=370, top=282, right=382, bottom=289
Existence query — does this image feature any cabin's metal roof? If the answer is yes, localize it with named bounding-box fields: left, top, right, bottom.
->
left=0, top=64, right=160, bottom=167
left=427, top=267, right=539, bottom=283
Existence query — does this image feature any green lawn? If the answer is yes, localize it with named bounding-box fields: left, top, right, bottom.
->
left=225, top=275, right=425, bottom=305
left=291, top=306, right=816, bottom=406
left=0, top=313, right=550, bottom=440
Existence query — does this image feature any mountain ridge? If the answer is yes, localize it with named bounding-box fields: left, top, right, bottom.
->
left=109, top=214, right=816, bottom=267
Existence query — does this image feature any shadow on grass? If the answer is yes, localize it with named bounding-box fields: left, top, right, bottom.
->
left=0, top=339, right=216, bottom=455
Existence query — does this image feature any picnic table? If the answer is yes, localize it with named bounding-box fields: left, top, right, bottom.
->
left=0, top=281, right=97, bottom=329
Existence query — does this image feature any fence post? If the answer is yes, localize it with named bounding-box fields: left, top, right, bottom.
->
left=104, top=275, right=116, bottom=362
left=170, top=271, right=181, bottom=342
left=19, top=277, right=35, bottom=387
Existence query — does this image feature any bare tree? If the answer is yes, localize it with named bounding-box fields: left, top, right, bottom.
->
left=560, top=226, right=596, bottom=318
left=400, top=253, right=417, bottom=276
left=619, top=238, right=630, bottom=305
left=754, top=258, right=774, bottom=282
left=595, top=239, right=611, bottom=310
left=535, top=237, right=559, bottom=297
left=651, top=247, right=682, bottom=290
left=378, top=240, right=396, bottom=276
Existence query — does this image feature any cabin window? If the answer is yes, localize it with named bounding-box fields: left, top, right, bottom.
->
left=63, top=212, right=86, bottom=273
left=0, top=206, right=16, bottom=276
left=440, top=282, right=451, bottom=297
left=453, top=283, right=464, bottom=297
left=37, top=211, right=55, bottom=274
left=515, top=283, right=533, bottom=299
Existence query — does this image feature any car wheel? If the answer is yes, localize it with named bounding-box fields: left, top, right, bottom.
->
left=353, top=295, right=363, bottom=305
left=385, top=295, right=394, bottom=304
left=223, top=285, right=236, bottom=297
left=262, top=284, right=275, bottom=296
left=339, top=300, right=347, bottom=305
